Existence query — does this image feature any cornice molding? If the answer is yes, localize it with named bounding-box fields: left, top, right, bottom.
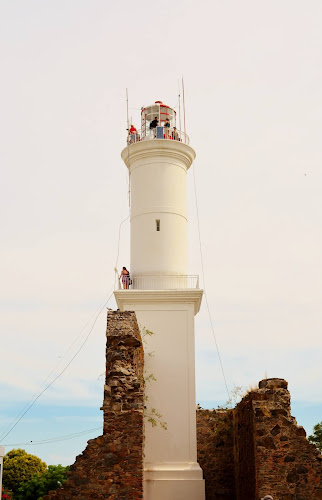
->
left=121, top=140, right=196, bottom=170
left=114, top=289, right=203, bottom=315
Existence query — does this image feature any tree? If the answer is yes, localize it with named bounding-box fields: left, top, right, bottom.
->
left=15, top=464, right=69, bottom=500
left=308, top=421, right=322, bottom=452
left=3, top=449, right=47, bottom=495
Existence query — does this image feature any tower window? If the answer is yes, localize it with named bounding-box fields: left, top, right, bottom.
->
left=156, top=219, right=160, bottom=231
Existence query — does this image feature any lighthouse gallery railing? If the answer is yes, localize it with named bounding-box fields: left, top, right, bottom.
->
left=127, top=127, right=190, bottom=146
left=118, top=275, right=200, bottom=290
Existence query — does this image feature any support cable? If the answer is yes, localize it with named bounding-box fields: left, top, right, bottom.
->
left=2, top=426, right=102, bottom=447
left=0, top=290, right=112, bottom=441
left=0, top=289, right=114, bottom=444
left=192, top=163, right=230, bottom=400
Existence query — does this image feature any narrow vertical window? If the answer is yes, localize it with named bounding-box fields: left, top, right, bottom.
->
left=156, top=219, right=160, bottom=231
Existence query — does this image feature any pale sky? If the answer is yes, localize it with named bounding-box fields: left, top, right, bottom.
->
left=1, top=0, right=322, bottom=465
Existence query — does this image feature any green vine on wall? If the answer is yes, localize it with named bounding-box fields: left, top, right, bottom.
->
left=140, top=326, right=168, bottom=431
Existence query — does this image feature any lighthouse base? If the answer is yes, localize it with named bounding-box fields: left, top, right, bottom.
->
left=144, top=462, right=205, bottom=500
left=115, top=289, right=205, bottom=500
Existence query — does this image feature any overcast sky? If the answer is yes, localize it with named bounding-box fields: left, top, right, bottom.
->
left=1, top=0, right=322, bottom=465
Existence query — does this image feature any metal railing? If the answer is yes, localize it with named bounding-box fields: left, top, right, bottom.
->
left=118, top=274, right=199, bottom=290
left=127, top=127, right=190, bottom=146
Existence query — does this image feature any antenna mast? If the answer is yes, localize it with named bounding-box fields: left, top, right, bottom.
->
left=126, top=88, right=130, bottom=133
left=182, top=77, right=187, bottom=139
left=126, top=88, right=130, bottom=206
left=178, top=80, right=182, bottom=138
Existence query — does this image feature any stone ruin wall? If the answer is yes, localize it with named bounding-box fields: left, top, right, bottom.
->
left=233, top=390, right=256, bottom=499
left=236, top=378, right=322, bottom=500
left=196, top=408, right=235, bottom=500
left=42, top=311, right=322, bottom=500
left=43, top=311, right=144, bottom=500
left=197, top=378, right=322, bottom=500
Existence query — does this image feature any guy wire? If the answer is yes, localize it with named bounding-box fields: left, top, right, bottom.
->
left=192, top=162, right=230, bottom=401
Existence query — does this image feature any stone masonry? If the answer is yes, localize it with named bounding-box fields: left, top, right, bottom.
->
left=43, top=311, right=144, bottom=500
left=235, top=378, right=322, bottom=500
left=196, top=408, right=235, bottom=500
left=197, top=378, right=322, bottom=500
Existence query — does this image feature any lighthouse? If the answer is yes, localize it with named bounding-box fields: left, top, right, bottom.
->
left=115, top=101, right=205, bottom=500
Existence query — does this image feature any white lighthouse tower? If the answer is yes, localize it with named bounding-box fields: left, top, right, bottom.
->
left=115, top=101, right=205, bottom=500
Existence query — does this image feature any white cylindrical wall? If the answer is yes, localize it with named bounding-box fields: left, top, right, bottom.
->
left=121, top=140, right=196, bottom=277
left=131, top=213, right=187, bottom=275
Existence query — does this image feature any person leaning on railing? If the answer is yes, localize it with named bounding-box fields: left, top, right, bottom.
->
left=164, top=118, right=170, bottom=138
left=172, top=126, right=180, bottom=141
left=150, top=116, right=158, bottom=137
left=120, top=266, right=130, bottom=289
left=129, top=124, right=137, bottom=144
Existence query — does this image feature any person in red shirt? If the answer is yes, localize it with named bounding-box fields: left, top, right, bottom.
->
left=128, top=124, right=137, bottom=144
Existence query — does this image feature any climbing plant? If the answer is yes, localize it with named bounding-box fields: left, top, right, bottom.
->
left=140, top=326, right=167, bottom=430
